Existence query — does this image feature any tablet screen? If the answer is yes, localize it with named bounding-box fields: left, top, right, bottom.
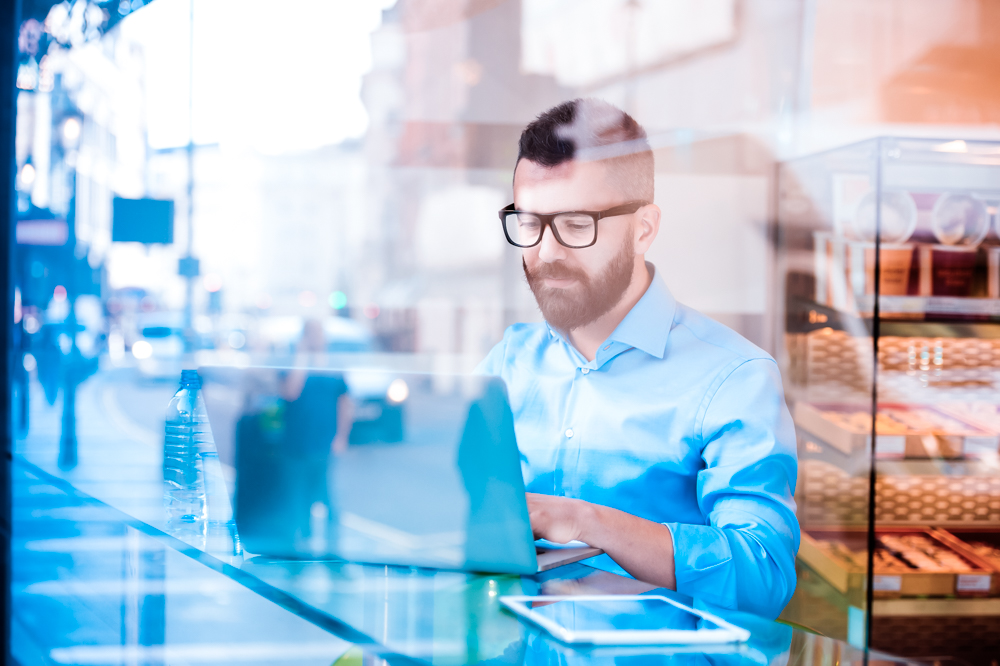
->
left=524, top=597, right=722, bottom=633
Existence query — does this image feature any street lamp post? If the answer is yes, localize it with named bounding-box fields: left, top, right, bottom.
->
left=181, top=0, right=198, bottom=355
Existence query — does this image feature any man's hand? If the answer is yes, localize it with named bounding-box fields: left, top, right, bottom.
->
left=332, top=432, right=350, bottom=455
left=526, top=492, right=592, bottom=544
left=332, top=394, right=354, bottom=456
left=526, top=491, right=678, bottom=591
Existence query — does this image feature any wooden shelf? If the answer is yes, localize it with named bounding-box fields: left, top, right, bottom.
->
left=872, top=597, right=1000, bottom=617
left=787, top=297, right=1000, bottom=338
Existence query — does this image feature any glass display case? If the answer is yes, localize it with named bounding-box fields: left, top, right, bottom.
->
left=775, top=137, right=1000, bottom=664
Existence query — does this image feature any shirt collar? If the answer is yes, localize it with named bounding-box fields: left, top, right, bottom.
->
left=544, top=262, right=676, bottom=362
left=605, top=263, right=674, bottom=359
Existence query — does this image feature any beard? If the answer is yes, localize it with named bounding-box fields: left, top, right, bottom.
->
left=523, top=235, right=635, bottom=332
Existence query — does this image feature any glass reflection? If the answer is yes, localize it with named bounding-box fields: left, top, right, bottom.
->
left=203, top=366, right=540, bottom=573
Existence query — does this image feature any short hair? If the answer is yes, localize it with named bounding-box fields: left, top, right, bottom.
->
left=516, top=98, right=654, bottom=203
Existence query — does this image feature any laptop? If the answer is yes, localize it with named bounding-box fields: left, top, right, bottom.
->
left=199, top=365, right=603, bottom=574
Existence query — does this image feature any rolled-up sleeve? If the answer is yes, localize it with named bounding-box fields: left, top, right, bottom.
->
left=665, top=358, right=799, bottom=619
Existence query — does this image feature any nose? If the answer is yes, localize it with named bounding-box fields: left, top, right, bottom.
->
left=536, top=223, right=567, bottom=263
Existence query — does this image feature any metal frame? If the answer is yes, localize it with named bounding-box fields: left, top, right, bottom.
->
left=1, top=0, right=18, bottom=663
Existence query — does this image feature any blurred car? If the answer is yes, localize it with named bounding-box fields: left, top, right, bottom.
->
left=345, top=369, right=405, bottom=444
left=132, top=312, right=184, bottom=380
left=255, top=315, right=377, bottom=358
left=323, top=317, right=377, bottom=353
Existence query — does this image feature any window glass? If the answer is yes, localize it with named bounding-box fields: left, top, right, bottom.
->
left=11, top=2, right=1000, bottom=663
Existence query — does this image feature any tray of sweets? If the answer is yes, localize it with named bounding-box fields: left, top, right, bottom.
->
left=938, top=403, right=1000, bottom=447
left=798, top=527, right=994, bottom=598
left=794, top=402, right=999, bottom=458
left=932, top=528, right=1000, bottom=596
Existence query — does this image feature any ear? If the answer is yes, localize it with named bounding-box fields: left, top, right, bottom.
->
left=633, top=203, right=661, bottom=255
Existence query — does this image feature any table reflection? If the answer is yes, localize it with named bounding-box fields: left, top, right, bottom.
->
left=237, top=555, right=797, bottom=666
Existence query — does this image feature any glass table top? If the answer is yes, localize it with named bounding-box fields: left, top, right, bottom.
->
left=13, top=369, right=917, bottom=665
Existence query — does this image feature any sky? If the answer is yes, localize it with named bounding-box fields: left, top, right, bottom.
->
left=120, top=0, right=397, bottom=154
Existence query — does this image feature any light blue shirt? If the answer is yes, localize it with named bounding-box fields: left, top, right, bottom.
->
left=478, top=266, right=799, bottom=619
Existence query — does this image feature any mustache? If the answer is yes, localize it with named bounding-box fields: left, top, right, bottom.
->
left=522, top=260, right=589, bottom=284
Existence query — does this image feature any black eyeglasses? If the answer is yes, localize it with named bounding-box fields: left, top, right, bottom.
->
left=499, top=201, right=648, bottom=249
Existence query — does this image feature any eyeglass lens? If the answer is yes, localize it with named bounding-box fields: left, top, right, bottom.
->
left=504, top=212, right=596, bottom=248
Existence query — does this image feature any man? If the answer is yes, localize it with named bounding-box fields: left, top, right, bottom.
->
left=478, top=99, right=799, bottom=619
left=281, top=319, right=354, bottom=455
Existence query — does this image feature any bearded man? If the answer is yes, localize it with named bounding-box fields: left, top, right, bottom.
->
left=478, top=99, right=800, bottom=619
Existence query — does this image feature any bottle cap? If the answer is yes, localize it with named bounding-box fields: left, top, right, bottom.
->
left=180, top=369, right=202, bottom=388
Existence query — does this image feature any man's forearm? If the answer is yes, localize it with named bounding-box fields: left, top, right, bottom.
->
left=580, top=503, right=677, bottom=591
left=526, top=492, right=677, bottom=589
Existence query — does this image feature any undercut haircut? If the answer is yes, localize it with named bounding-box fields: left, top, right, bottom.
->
left=516, top=98, right=654, bottom=203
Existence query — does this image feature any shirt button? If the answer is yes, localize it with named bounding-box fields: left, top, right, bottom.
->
left=581, top=368, right=589, bottom=375
left=565, top=428, right=574, bottom=438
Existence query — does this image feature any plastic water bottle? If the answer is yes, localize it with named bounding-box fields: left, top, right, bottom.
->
left=163, top=369, right=209, bottom=540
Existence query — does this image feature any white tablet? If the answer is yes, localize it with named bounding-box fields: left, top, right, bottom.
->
left=499, top=594, right=751, bottom=645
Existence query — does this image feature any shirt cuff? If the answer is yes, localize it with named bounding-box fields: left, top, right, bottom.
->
left=664, top=522, right=738, bottom=610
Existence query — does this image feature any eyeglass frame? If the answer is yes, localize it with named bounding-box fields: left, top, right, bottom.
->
left=498, top=200, right=650, bottom=249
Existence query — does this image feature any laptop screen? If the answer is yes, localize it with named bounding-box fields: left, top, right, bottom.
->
left=200, top=366, right=538, bottom=573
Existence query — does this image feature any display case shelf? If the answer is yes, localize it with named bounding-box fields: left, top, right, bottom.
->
left=872, top=597, right=1000, bottom=616
left=798, top=429, right=1000, bottom=477
left=787, top=297, right=1000, bottom=338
